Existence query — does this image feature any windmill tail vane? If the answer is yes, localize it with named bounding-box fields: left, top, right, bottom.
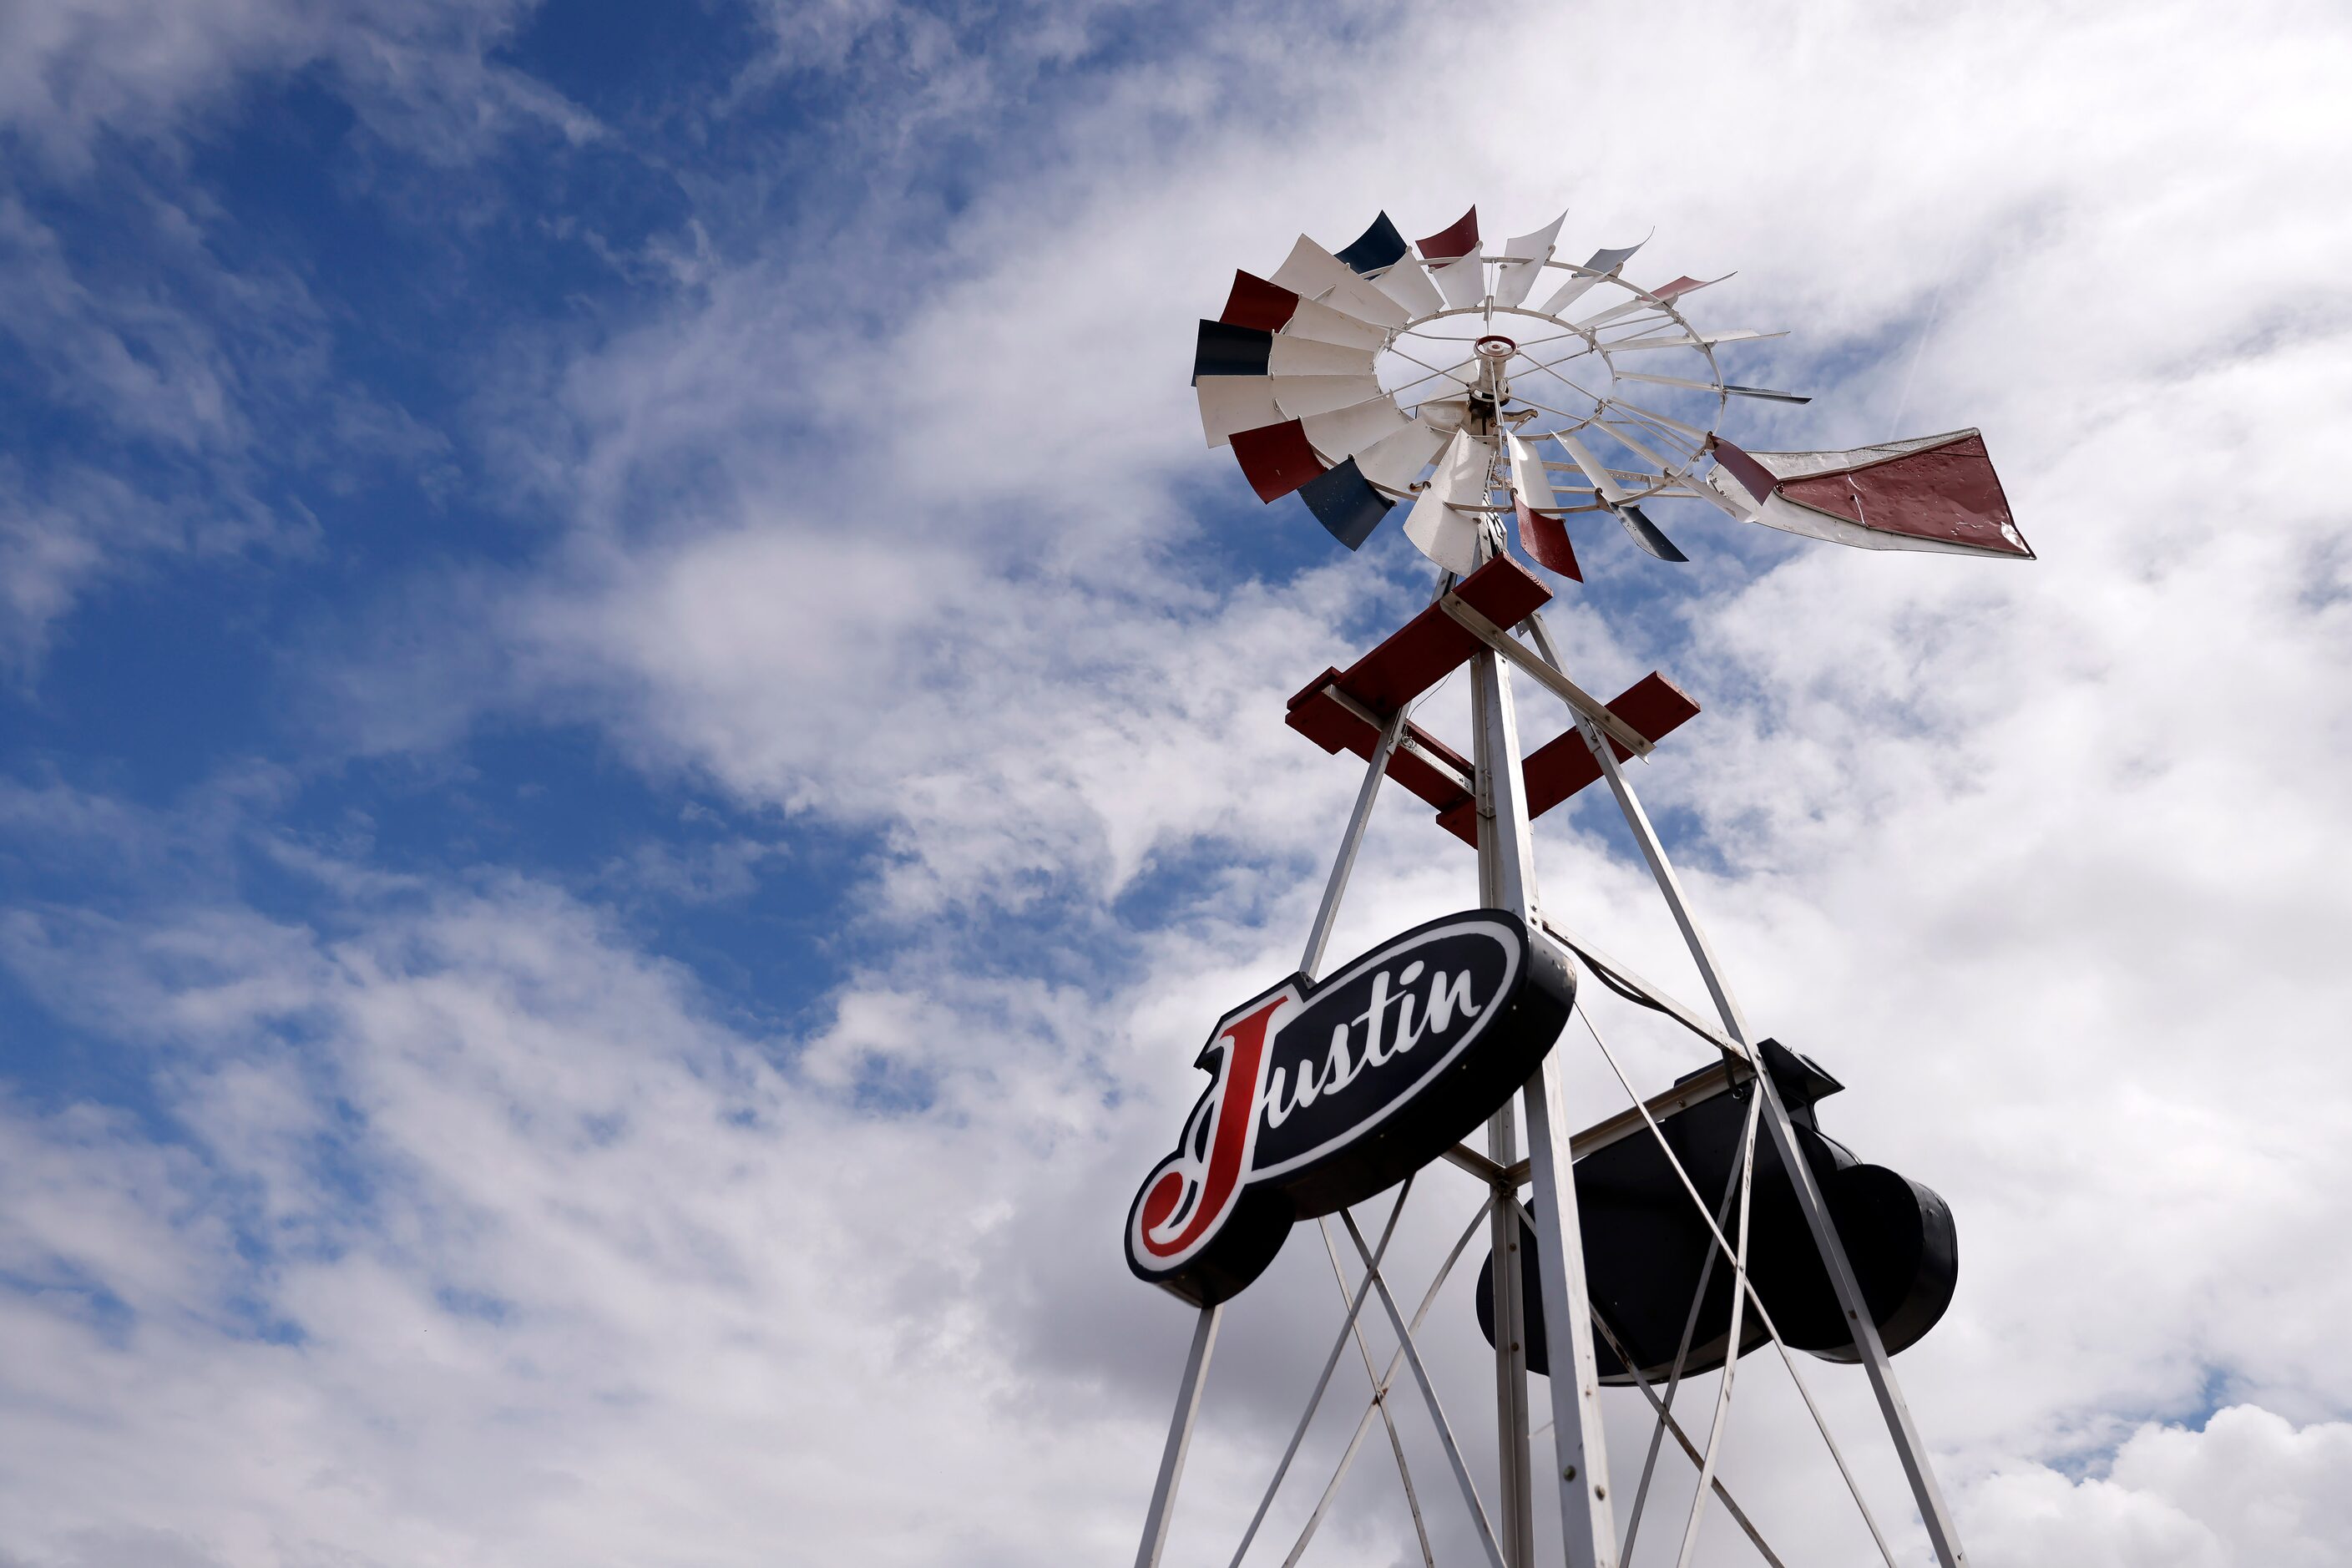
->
left=1136, top=205, right=2021, bottom=1568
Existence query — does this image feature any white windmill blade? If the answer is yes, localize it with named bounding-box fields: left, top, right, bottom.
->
left=1430, top=245, right=1488, bottom=310
left=1267, top=235, right=1409, bottom=329
left=1534, top=240, right=1645, bottom=316
left=1414, top=395, right=1474, bottom=432
left=1403, top=427, right=1491, bottom=574
left=1302, top=397, right=1412, bottom=465
left=1352, top=417, right=1449, bottom=493
left=1705, top=429, right=2033, bottom=558
left=1505, top=431, right=1559, bottom=512
left=1279, top=296, right=1388, bottom=352
left=1371, top=252, right=1444, bottom=316
left=1267, top=336, right=1378, bottom=377
left=1490, top=212, right=1566, bottom=309
left=1614, top=370, right=1812, bottom=403
left=1606, top=327, right=1788, bottom=352
left=1550, top=429, right=1687, bottom=561
left=1196, top=377, right=1283, bottom=448
left=1270, top=372, right=1385, bottom=419
left=1506, top=430, right=1583, bottom=579
left=1576, top=273, right=1734, bottom=331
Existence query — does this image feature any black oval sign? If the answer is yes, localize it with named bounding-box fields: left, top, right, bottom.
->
left=1126, top=909, right=1575, bottom=1305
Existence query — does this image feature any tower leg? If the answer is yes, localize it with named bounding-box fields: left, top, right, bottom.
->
left=1134, top=1303, right=1222, bottom=1568
left=1470, top=631, right=1616, bottom=1568
left=1524, top=610, right=1969, bottom=1568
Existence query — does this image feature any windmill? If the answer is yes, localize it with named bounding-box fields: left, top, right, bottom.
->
left=1133, top=207, right=2024, bottom=1568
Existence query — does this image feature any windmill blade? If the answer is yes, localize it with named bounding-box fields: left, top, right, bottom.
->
left=1551, top=429, right=1688, bottom=563
left=1270, top=372, right=1384, bottom=418
left=1372, top=252, right=1444, bottom=316
left=1297, top=458, right=1394, bottom=549
left=1491, top=212, right=1566, bottom=310
left=1403, top=427, right=1491, bottom=574
left=1414, top=395, right=1474, bottom=432
left=1352, top=417, right=1450, bottom=493
left=1707, top=431, right=2032, bottom=558
left=1281, top=296, right=1388, bottom=352
left=1614, top=369, right=1812, bottom=404
left=1602, top=396, right=1711, bottom=441
left=1506, top=430, right=1560, bottom=513
left=1229, top=419, right=1327, bottom=502
left=1533, top=240, right=1645, bottom=316
left=1431, top=245, right=1488, bottom=310
left=1302, top=397, right=1412, bottom=464
left=1506, top=431, right=1581, bottom=579
left=1196, top=377, right=1282, bottom=448
left=1267, top=235, right=1409, bottom=329
left=1192, top=319, right=1271, bottom=382
left=1614, top=503, right=1689, bottom=562
left=1576, top=273, right=1735, bottom=332
left=1267, top=336, right=1378, bottom=377
left=1606, top=327, right=1788, bottom=352
left=1335, top=211, right=1409, bottom=275
left=1416, top=206, right=1479, bottom=264
left=1218, top=271, right=1297, bottom=332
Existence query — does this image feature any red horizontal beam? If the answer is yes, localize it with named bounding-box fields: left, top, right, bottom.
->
left=1435, top=672, right=1698, bottom=844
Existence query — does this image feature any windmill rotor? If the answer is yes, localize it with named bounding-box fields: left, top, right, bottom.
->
left=1193, top=205, right=2032, bottom=577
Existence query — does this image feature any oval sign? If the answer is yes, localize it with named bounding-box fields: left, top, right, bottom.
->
left=1126, top=908, right=1575, bottom=1304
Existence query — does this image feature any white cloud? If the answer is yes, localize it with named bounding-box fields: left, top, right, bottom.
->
left=4, top=0, right=2352, bottom=1564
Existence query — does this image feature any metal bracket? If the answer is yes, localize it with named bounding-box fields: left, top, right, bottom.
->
left=1437, top=591, right=1657, bottom=760
left=1318, top=684, right=1475, bottom=797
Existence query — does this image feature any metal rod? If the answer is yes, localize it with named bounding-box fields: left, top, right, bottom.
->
left=1592, top=1308, right=1788, bottom=1568
left=1342, top=1210, right=1510, bottom=1568
left=1576, top=1007, right=1899, bottom=1568
left=1135, top=1302, right=1223, bottom=1568
left=1443, top=1141, right=1510, bottom=1185
left=1317, top=1218, right=1436, bottom=1568
left=1537, top=915, right=1748, bottom=1060
left=1524, top=1050, right=1622, bottom=1568
left=1225, top=1180, right=1414, bottom=1568
left=1282, top=1196, right=1495, bottom=1568
left=1515, top=613, right=1914, bottom=1565
left=1439, top=592, right=1655, bottom=757
left=1315, top=685, right=1473, bottom=797
left=1469, top=545, right=1540, bottom=1566
left=1622, top=1141, right=1746, bottom=1564
left=1301, top=705, right=1410, bottom=979
left=1545, top=640, right=1969, bottom=1566
left=1672, top=1091, right=1763, bottom=1568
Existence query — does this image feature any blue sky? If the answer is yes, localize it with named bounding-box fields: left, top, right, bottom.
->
left=3, top=2, right=2350, bottom=1565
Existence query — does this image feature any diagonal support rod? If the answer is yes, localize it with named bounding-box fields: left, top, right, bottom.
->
left=1343, top=1209, right=1510, bottom=1568
left=1522, top=609, right=1968, bottom=1568
left=1227, top=1180, right=1414, bottom=1568
left=1622, top=1129, right=1747, bottom=1564
left=1316, top=1216, right=1436, bottom=1568
left=1673, top=1090, right=1763, bottom=1568
left=1135, top=1302, right=1222, bottom=1568
left=1591, top=1308, right=1788, bottom=1568
left=1282, top=1197, right=1495, bottom=1568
